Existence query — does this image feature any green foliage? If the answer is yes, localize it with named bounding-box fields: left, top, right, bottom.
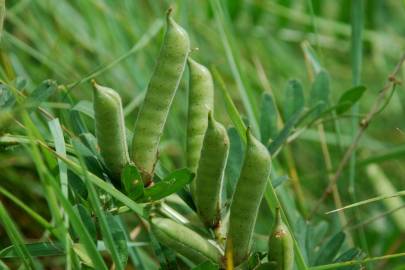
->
left=336, top=86, right=367, bottom=115
left=1, top=1, right=405, bottom=269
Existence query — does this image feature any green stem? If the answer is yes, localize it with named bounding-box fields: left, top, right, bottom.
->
left=309, top=252, right=405, bottom=270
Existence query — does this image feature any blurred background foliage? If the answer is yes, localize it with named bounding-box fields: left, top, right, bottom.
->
left=1, top=0, right=405, bottom=269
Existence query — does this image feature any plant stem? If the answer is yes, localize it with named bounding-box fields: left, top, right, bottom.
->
left=309, top=252, right=405, bottom=270
left=310, top=53, right=405, bottom=217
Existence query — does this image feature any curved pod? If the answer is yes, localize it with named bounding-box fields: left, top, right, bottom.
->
left=132, top=10, right=190, bottom=184
left=93, top=81, right=129, bottom=181
left=226, top=131, right=271, bottom=266
left=186, top=57, right=214, bottom=174
left=268, top=208, right=294, bottom=270
left=151, top=217, right=221, bottom=265
left=194, top=113, right=229, bottom=227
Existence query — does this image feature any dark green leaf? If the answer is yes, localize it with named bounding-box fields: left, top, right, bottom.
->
left=336, top=86, right=367, bottom=115
left=283, top=79, right=304, bottom=121
left=314, top=231, right=346, bottom=266
left=122, top=164, right=144, bottom=200
left=294, top=217, right=309, bottom=263
left=69, top=108, right=88, bottom=137
left=271, top=175, right=289, bottom=188
left=306, top=221, right=329, bottom=265
left=71, top=138, right=105, bottom=181
left=80, top=133, right=99, bottom=156
left=142, top=169, right=194, bottom=202
left=27, top=80, right=58, bottom=106
left=148, top=229, right=177, bottom=270
left=268, top=109, right=302, bottom=155
left=106, top=213, right=128, bottom=267
left=246, top=252, right=266, bottom=269
left=309, top=70, right=330, bottom=118
left=15, top=77, right=27, bottom=90
left=259, top=93, right=278, bottom=144
left=0, top=242, right=65, bottom=258
left=225, top=127, right=244, bottom=201
left=72, top=100, right=94, bottom=118
left=0, top=84, right=15, bottom=108
left=68, top=170, right=88, bottom=199
left=74, top=204, right=97, bottom=243
left=333, top=248, right=364, bottom=270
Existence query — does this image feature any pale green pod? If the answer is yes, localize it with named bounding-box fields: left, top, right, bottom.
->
left=268, top=208, right=294, bottom=270
left=186, top=57, right=214, bottom=174
left=151, top=217, right=221, bottom=265
left=93, top=81, right=129, bottom=180
left=132, top=10, right=190, bottom=184
left=194, top=113, right=229, bottom=228
left=226, top=130, right=271, bottom=266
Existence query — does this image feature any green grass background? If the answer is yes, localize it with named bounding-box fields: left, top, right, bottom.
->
left=1, top=0, right=405, bottom=269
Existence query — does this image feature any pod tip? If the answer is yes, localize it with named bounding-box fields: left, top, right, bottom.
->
left=208, top=110, right=214, bottom=121
left=91, top=79, right=98, bottom=88
left=245, top=127, right=252, bottom=141
left=166, top=7, right=173, bottom=18
left=91, top=79, right=99, bottom=93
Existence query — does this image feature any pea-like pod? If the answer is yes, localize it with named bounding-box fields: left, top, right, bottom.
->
left=226, top=130, right=271, bottom=266
left=194, top=113, right=229, bottom=228
left=186, top=57, right=214, bottom=174
left=131, top=10, right=190, bottom=185
left=151, top=217, right=222, bottom=265
left=92, top=81, right=129, bottom=181
left=268, top=208, right=294, bottom=270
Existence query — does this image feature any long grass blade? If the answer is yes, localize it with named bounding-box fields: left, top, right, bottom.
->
left=0, top=203, right=38, bottom=269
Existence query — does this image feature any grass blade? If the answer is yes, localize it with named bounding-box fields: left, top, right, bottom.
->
left=72, top=138, right=127, bottom=270
left=47, top=174, right=108, bottom=269
left=212, top=67, right=247, bottom=144
left=0, top=186, right=52, bottom=230
left=327, top=190, right=405, bottom=214
left=210, top=0, right=259, bottom=135
left=366, top=164, right=405, bottom=232
left=38, top=140, right=146, bottom=218
left=0, top=203, right=38, bottom=269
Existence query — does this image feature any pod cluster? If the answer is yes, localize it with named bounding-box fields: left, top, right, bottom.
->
left=92, top=10, right=190, bottom=185
left=91, top=9, right=294, bottom=268
left=92, top=81, right=129, bottom=182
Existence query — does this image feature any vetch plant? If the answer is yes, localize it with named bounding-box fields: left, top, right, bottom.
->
left=186, top=57, right=214, bottom=196
left=131, top=8, right=190, bottom=185
left=151, top=217, right=222, bottom=265
left=194, top=112, right=229, bottom=228
left=1, top=2, right=405, bottom=270
left=92, top=80, right=129, bottom=183
left=226, top=130, right=272, bottom=266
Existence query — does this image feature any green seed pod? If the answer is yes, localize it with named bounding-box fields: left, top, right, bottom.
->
left=226, top=130, right=271, bottom=266
left=92, top=81, right=129, bottom=181
left=194, top=113, right=229, bottom=228
left=132, top=10, right=190, bottom=184
left=186, top=57, right=214, bottom=174
left=151, top=217, right=221, bottom=265
left=268, top=208, right=294, bottom=270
